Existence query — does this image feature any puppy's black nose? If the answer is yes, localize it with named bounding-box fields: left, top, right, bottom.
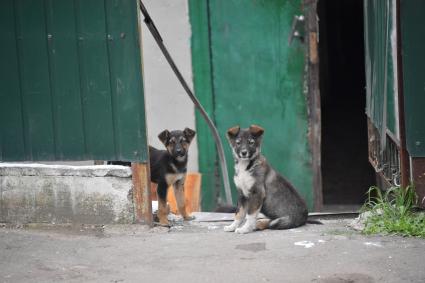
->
left=176, top=148, right=182, bottom=154
left=240, top=150, right=248, bottom=157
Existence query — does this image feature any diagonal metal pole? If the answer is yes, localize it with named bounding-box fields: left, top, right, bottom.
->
left=139, top=0, right=233, bottom=205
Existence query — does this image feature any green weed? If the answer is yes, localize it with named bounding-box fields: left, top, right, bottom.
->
left=361, top=186, right=425, bottom=238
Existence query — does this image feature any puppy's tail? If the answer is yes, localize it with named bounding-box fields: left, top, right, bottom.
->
left=306, top=219, right=323, bottom=225
left=256, top=217, right=322, bottom=230
left=256, top=216, right=300, bottom=230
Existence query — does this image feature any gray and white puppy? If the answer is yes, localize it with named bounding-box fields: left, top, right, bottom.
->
left=224, top=125, right=308, bottom=234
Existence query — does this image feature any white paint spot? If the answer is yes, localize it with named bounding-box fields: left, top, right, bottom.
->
left=364, top=242, right=383, bottom=247
left=318, top=239, right=326, bottom=243
left=294, top=241, right=315, bottom=248
left=152, top=201, right=158, bottom=213
left=208, top=225, right=219, bottom=230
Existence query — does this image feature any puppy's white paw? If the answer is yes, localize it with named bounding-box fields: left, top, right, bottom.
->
left=223, top=224, right=236, bottom=232
left=235, top=226, right=253, bottom=234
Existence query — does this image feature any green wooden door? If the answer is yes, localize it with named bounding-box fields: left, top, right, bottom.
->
left=190, top=0, right=313, bottom=210
left=0, top=0, right=147, bottom=162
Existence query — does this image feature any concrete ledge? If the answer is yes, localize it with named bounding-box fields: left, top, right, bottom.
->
left=0, top=163, right=134, bottom=224
left=0, top=163, right=132, bottom=178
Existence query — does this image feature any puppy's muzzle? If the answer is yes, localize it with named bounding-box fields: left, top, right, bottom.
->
left=240, top=150, right=248, bottom=158
left=175, top=148, right=186, bottom=157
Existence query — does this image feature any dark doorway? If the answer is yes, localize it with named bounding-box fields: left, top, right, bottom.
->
left=318, top=0, right=375, bottom=205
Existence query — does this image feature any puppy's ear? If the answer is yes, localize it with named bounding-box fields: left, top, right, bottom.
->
left=158, top=130, right=171, bottom=145
left=227, top=125, right=240, bottom=139
left=183, top=128, right=196, bottom=143
left=249, top=125, right=264, bottom=138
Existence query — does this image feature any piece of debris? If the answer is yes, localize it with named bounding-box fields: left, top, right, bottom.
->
left=349, top=211, right=371, bottom=231
left=294, top=241, right=315, bottom=248
left=349, top=209, right=383, bottom=231
left=191, top=212, right=234, bottom=222
left=364, top=241, right=383, bottom=247
left=207, top=225, right=220, bottom=230
left=149, top=226, right=170, bottom=233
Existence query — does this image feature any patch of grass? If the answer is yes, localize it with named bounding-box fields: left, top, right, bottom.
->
left=361, top=186, right=425, bottom=238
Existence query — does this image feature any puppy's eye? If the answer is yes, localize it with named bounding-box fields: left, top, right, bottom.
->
left=235, top=139, right=241, bottom=145
left=249, top=139, right=255, bottom=145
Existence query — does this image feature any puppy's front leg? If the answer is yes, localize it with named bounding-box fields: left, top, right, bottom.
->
left=173, top=179, right=194, bottom=221
left=234, top=208, right=260, bottom=234
left=235, top=191, right=264, bottom=234
left=224, top=196, right=246, bottom=232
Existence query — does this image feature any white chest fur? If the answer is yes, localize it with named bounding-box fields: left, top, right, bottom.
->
left=233, top=161, right=256, bottom=197
left=165, top=173, right=184, bottom=186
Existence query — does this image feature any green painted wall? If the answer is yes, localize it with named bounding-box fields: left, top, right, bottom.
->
left=0, top=0, right=148, bottom=162
left=400, top=0, right=425, bottom=157
left=189, top=1, right=219, bottom=211
left=190, top=0, right=312, bottom=210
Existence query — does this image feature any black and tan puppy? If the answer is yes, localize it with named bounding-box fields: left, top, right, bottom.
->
left=108, top=128, right=196, bottom=226
left=224, top=125, right=308, bottom=234
left=151, top=128, right=196, bottom=226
